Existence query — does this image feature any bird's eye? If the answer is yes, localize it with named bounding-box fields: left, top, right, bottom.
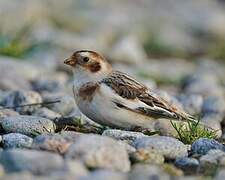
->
left=83, top=57, right=89, bottom=62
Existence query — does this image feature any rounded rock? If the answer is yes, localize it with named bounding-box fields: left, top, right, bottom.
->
left=2, top=133, right=33, bottom=149
left=191, top=138, right=225, bottom=156
left=134, top=136, right=188, bottom=159
left=1, top=90, right=42, bottom=114
left=65, top=134, right=130, bottom=172
left=0, top=149, right=64, bottom=175
left=1, top=115, right=56, bottom=136
left=175, top=157, right=199, bottom=174
left=102, top=129, right=147, bottom=145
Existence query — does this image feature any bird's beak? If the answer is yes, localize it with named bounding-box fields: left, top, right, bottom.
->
left=64, top=57, right=76, bottom=67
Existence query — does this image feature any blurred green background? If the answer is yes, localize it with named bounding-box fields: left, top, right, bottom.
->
left=1, top=0, right=225, bottom=61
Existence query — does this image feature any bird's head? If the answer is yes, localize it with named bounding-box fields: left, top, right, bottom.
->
left=64, top=50, right=112, bottom=84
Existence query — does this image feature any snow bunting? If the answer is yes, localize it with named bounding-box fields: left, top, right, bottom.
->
left=64, top=50, right=194, bottom=130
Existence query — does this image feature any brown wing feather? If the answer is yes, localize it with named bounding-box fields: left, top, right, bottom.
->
left=101, top=71, right=193, bottom=121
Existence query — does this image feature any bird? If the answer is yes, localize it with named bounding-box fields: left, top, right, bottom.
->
left=64, top=50, right=195, bottom=131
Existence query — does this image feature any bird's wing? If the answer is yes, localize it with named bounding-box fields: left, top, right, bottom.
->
left=101, top=71, right=194, bottom=121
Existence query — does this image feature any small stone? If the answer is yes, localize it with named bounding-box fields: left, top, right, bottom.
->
left=199, top=150, right=225, bottom=175
left=42, top=93, right=76, bottom=115
left=0, top=149, right=64, bottom=175
left=215, top=169, right=225, bottom=180
left=1, top=90, right=42, bottom=114
left=31, top=72, right=68, bottom=93
left=80, top=169, right=127, bottom=180
left=0, top=164, right=5, bottom=178
left=191, top=138, right=225, bottom=156
left=178, top=94, right=203, bottom=115
left=175, top=157, right=199, bottom=174
left=0, top=172, right=33, bottom=180
left=3, top=133, right=33, bottom=149
left=129, top=164, right=170, bottom=180
left=134, top=136, right=188, bottom=159
left=1, top=115, right=56, bottom=136
left=130, top=149, right=164, bottom=165
left=202, top=96, right=225, bottom=116
left=0, top=109, right=19, bottom=119
left=63, top=160, right=88, bottom=177
left=32, top=134, right=72, bottom=154
left=32, top=107, right=61, bottom=120
left=109, top=35, right=147, bottom=64
left=102, top=129, right=147, bottom=145
left=162, top=164, right=183, bottom=177
left=65, top=134, right=130, bottom=172
left=58, top=131, right=82, bottom=142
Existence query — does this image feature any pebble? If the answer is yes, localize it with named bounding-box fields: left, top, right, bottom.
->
left=42, top=93, right=76, bottom=115
left=202, top=96, right=225, bottom=116
left=191, top=138, right=225, bottom=156
left=177, top=94, right=203, bottom=115
left=102, top=129, right=147, bottom=145
left=0, top=149, right=64, bottom=175
left=134, top=136, right=188, bottom=159
left=65, top=134, right=130, bottom=172
left=32, top=107, right=61, bottom=120
left=80, top=169, right=127, bottom=180
left=130, top=149, right=165, bottom=165
left=63, top=160, right=89, bottom=178
left=175, top=157, right=199, bottom=174
left=0, top=109, right=19, bottom=119
left=1, top=115, right=56, bottom=136
left=1, top=90, right=42, bottom=114
left=32, top=134, right=72, bottom=154
left=199, top=150, right=225, bottom=175
left=2, top=133, right=33, bottom=149
left=129, top=164, right=170, bottom=180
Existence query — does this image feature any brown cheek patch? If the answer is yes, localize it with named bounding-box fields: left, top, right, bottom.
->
left=88, top=62, right=101, bottom=73
left=78, top=83, right=100, bottom=101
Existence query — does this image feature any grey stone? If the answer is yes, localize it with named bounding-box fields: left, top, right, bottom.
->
left=199, top=150, right=225, bottom=175
left=0, top=109, right=19, bottom=119
left=32, top=134, right=72, bottom=154
left=65, top=134, right=130, bottom=172
left=42, top=93, right=76, bottom=115
left=58, top=131, right=83, bottom=142
left=3, top=133, right=33, bottom=149
left=109, top=35, right=147, bottom=64
left=1, top=90, right=42, bottom=114
left=130, top=149, right=165, bottom=165
left=175, top=157, right=199, bottom=174
left=102, top=129, right=147, bottom=145
left=215, top=170, right=225, bottom=180
left=32, top=107, right=61, bottom=120
left=0, top=149, right=64, bottom=175
left=1, top=115, right=56, bottom=136
left=182, top=72, right=223, bottom=97
left=80, top=169, right=127, bottom=180
left=202, top=96, right=225, bottom=116
left=129, top=164, right=170, bottom=180
left=178, top=94, right=203, bottom=115
left=134, top=136, right=188, bottom=159
left=63, top=160, right=88, bottom=178
left=191, top=138, right=225, bottom=155
left=0, top=172, right=34, bottom=180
